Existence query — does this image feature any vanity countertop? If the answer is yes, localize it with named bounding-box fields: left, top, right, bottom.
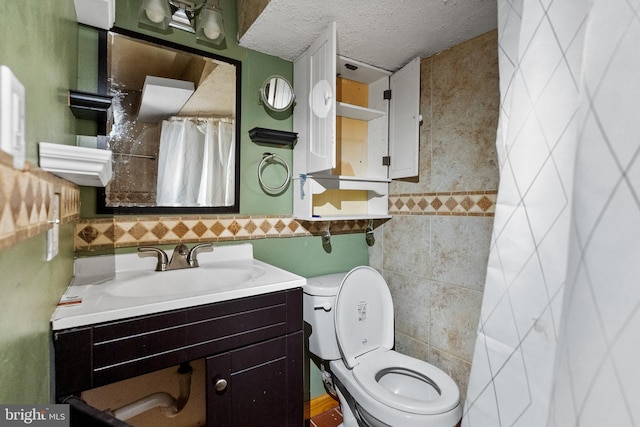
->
left=51, top=243, right=306, bottom=331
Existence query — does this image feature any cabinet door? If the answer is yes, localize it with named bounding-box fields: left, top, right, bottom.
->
left=388, top=56, right=421, bottom=179
left=65, top=396, right=131, bottom=427
left=206, top=333, right=303, bottom=426
left=294, top=22, right=337, bottom=174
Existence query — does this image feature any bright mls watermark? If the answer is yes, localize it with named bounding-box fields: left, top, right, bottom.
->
left=0, top=405, right=69, bottom=426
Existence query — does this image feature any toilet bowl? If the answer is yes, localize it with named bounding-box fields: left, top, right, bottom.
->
left=304, top=267, right=462, bottom=427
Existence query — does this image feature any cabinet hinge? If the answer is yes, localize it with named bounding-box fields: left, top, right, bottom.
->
left=383, top=90, right=392, bottom=100
left=382, top=156, right=391, bottom=166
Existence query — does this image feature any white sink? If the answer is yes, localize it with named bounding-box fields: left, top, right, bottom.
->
left=51, top=243, right=305, bottom=330
left=105, top=264, right=266, bottom=298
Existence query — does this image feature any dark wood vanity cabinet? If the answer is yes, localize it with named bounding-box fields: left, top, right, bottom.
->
left=52, top=288, right=303, bottom=426
left=206, top=333, right=303, bottom=426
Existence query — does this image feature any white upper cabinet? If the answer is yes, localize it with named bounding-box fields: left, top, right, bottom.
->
left=292, top=22, right=420, bottom=220
left=389, top=57, right=420, bottom=179
left=293, top=22, right=337, bottom=175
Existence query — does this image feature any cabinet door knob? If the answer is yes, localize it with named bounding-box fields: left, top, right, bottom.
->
left=214, top=378, right=228, bottom=392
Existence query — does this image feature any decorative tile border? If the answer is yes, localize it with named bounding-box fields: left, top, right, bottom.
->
left=389, top=191, right=497, bottom=216
left=75, top=216, right=308, bottom=251
left=74, top=216, right=389, bottom=251
left=74, top=190, right=497, bottom=251
left=0, top=153, right=80, bottom=251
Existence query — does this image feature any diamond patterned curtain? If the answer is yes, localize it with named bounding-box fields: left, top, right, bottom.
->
left=464, top=0, right=640, bottom=425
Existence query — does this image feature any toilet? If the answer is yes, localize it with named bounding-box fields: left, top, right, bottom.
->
left=304, top=267, right=462, bottom=427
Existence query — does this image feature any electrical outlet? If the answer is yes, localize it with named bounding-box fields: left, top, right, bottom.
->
left=0, top=65, right=26, bottom=170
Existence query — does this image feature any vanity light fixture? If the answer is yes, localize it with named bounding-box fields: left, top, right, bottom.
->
left=138, top=0, right=225, bottom=45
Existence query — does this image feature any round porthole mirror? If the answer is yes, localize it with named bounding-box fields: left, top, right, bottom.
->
left=260, top=75, right=295, bottom=112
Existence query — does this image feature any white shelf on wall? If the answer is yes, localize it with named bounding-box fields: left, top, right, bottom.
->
left=295, top=214, right=392, bottom=222
left=293, top=174, right=390, bottom=221
left=336, top=102, right=385, bottom=121
left=39, top=142, right=113, bottom=187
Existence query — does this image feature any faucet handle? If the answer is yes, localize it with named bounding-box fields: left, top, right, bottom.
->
left=138, top=247, right=169, bottom=271
left=187, top=243, right=214, bottom=267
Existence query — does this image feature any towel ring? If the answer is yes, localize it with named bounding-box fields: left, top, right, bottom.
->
left=258, top=152, right=291, bottom=194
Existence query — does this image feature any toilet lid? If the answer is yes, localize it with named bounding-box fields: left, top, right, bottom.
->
left=334, top=266, right=394, bottom=368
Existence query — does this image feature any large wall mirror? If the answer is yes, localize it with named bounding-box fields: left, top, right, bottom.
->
left=97, top=28, right=241, bottom=214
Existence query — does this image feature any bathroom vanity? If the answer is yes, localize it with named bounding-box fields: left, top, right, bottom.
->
left=50, top=244, right=305, bottom=426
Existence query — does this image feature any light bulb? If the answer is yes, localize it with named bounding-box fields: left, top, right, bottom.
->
left=145, top=1, right=167, bottom=23
left=199, top=9, right=224, bottom=41
left=204, top=25, right=221, bottom=40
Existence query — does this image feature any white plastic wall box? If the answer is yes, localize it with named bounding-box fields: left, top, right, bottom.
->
left=0, top=65, right=26, bottom=170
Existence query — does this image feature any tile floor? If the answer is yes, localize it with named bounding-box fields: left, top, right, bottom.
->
left=310, top=406, right=343, bottom=427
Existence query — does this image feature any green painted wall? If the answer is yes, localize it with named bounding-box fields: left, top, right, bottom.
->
left=0, top=1, right=78, bottom=403
left=0, top=0, right=368, bottom=405
left=0, top=0, right=368, bottom=404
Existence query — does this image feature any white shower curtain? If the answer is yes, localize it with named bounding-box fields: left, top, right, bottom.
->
left=464, top=0, right=640, bottom=426
left=156, top=117, right=235, bottom=206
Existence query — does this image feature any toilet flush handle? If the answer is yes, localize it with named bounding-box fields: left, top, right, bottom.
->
left=314, top=301, right=332, bottom=311
left=313, top=301, right=331, bottom=311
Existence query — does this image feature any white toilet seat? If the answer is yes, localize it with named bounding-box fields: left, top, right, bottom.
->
left=310, top=266, right=462, bottom=426
left=352, top=348, right=460, bottom=415
left=334, top=266, right=395, bottom=368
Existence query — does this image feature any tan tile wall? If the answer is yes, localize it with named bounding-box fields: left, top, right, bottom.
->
left=0, top=152, right=79, bottom=251
left=370, top=29, right=500, bottom=401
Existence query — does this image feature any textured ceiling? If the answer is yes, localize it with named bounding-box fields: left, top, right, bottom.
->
left=237, top=0, right=498, bottom=72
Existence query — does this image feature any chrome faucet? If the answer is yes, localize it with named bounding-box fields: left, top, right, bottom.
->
left=138, top=243, right=214, bottom=271
left=138, top=246, right=168, bottom=271
left=186, top=243, right=214, bottom=267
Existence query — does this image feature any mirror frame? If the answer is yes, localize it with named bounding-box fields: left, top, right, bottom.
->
left=259, top=75, right=295, bottom=112
left=96, top=27, right=242, bottom=215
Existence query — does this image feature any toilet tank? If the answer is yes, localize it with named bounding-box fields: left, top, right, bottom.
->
left=303, top=272, right=347, bottom=361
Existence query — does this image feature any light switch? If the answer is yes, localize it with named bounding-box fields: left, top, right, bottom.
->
left=0, top=65, right=26, bottom=169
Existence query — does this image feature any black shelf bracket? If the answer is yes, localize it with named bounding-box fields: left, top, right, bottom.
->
left=68, top=90, right=112, bottom=123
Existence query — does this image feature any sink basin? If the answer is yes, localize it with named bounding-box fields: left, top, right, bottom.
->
left=105, top=264, right=266, bottom=298
left=51, top=243, right=306, bottom=331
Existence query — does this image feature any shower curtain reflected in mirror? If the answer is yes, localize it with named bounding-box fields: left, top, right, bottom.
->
left=156, top=117, right=235, bottom=207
